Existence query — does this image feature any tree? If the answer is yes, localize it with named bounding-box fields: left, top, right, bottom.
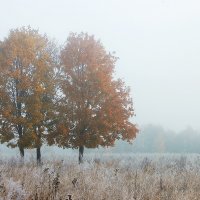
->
left=54, top=33, right=138, bottom=163
left=0, top=27, right=57, bottom=163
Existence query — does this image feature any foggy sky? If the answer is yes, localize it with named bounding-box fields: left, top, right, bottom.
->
left=1, top=0, right=200, bottom=131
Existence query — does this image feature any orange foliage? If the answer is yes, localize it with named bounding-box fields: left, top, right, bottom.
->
left=0, top=29, right=138, bottom=156
left=0, top=27, right=57, bottom=150
left=55, top=32, right=138, bottom=149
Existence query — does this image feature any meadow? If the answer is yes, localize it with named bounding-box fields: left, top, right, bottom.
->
left=1, top=153, right=200, bottom=200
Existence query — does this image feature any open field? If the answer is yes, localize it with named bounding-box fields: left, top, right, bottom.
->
left=1, top=154, right=200, bottom=200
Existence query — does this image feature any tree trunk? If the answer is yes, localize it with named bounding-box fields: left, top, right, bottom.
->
left=19, top=146, right=24, bottom=158
left=37, top=147, right=41, bottom=165
left=16, top=73, right=24, bottom=160
left=79, top=146, right=84, bottom=164
left=18, top=124, right=24, bottom=159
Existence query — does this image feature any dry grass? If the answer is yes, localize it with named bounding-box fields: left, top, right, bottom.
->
left=1, top=154, right=200, bottom=200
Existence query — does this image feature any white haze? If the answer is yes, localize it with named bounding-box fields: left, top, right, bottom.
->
left=1, top=0, right=200, bottom=131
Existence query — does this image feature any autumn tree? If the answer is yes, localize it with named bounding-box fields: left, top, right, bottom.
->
left=53, top=33, right=138, bottom=163
left=0, top=27, right=58, bottom=163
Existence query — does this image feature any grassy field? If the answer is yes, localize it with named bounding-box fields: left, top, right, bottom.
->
left=1, top=154, right=200, bottom=200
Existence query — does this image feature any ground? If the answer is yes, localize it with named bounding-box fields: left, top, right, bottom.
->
left=1, top=153, right=200, bottom=200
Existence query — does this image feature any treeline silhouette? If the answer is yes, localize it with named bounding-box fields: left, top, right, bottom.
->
left=112, top=124, right=200, bottom=153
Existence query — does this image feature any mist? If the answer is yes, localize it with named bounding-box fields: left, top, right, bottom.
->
left=1, top=124, right=200, bottom=159
left=1, top=0, right=200, bottom=131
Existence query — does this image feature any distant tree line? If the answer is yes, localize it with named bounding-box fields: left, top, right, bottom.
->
left=0, top=27, right=138, bottom=164
left=111, top=124, right=200, bottom=153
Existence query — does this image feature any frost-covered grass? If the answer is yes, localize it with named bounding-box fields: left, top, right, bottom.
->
left=1, top=153, right=200, bottom=199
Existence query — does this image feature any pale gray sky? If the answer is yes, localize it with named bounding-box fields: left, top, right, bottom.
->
left=1, top=0, right=200, bottom=131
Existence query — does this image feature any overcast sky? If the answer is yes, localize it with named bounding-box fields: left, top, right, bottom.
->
left=1, top=0, right=200, bottom=131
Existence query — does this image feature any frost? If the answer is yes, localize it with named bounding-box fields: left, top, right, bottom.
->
left=3, top=178, right=27, bottom=200
left=1, top=154, right=200, bottom=199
